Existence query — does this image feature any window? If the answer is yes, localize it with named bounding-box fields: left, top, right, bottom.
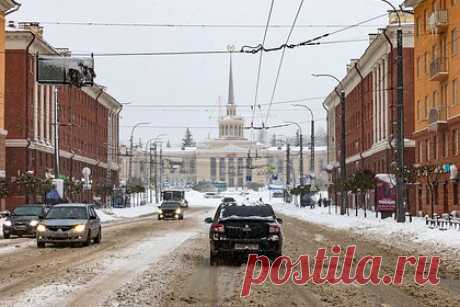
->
left=454, top=129, right=459, bottom=155
left=452, top=28, right=458, bottom=55
left=424, top=96, right=429, bottom=119
left=416, top=56, right=420, bottom=77
left=419, top=142, right=423, bottom=163
left=416, top=17, right=420, bottom=37
left=417, top=100, right=421, bottom=120
left=424, top=52, right=428, bottom=73
left=444, top=131, right=449, bottom=157
left=453, top=79, right=458, bottom=105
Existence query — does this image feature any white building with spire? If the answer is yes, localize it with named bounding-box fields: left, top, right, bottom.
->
left=120, top=58, right=328, bottom=189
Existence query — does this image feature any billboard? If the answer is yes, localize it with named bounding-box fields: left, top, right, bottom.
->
left=37, top=55, right=95, bottom=87
left=375, top=177, right=396, bottom=212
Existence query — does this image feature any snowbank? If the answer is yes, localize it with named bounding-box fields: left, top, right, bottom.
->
left=270, top=199, right=460, bottom=254
left=96, top=204, right=159, bottom=223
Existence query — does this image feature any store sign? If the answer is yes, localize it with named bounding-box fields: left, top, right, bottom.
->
left=376, top=181, right=396, bottom=212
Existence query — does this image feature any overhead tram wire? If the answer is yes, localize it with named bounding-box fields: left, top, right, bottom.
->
left=250, top=0, right=275, bottom=156
left=264, top=0, right=305, bottom=127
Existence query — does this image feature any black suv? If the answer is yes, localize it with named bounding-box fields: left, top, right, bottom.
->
left=204, top=203, right=283, bottom=265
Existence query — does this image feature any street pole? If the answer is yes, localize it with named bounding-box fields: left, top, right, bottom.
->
left=159, top=144, right=163, bottom=201
left=53, top=87, right=60, bottom=178
left=380, top=0, right=405, bottom=222
left=149, top=145, right=154, bottom=203
left=312, top=74, right=348, bottom=215
left=286, top=143, right=291, bottom=203
left=396, top=23, right=406, bottom=223
left=310, top=118, right=315, bottom=175
left=299, top=131, right=304, bottom=186
left=128, top=122, right=150, bottom=185
left=154, top=143, right=158, bottom=204
left=340, top=90, right=347, bottom=215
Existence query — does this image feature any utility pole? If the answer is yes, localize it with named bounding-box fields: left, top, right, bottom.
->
left=310, top=118, right=315, bottom=175
left=53, top=87, right=60, bottom=178
left=395, top=17, right=406, bottom=223
left=299, top=131, right=304, bottom=185
left=286, top=143, right=291, bottom=203
left=154, top=143, right=158, bottom=204
left=159, top=144, right=163, bottom=201
left=340, top=90, right=347, bottom=215
left=149, top=145, right=154, bottom=203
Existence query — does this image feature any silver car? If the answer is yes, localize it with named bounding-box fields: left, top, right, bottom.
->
left=36, top=204, right=102, bottom=248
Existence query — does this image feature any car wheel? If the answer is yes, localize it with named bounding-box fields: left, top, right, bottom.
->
left=179, top=215, right=184, bottom=220
left=3, top=233, right=10, bottom=239
left=83, top=231, right=91, bottom=246
left=94, top=228, right=102, bottom=244
left=37, top=241, right=45, bottom=248
left=158, top=216, right=162, bottom=220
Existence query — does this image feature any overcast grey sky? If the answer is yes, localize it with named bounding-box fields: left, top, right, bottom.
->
left=9, top=0, right=397, bottom=146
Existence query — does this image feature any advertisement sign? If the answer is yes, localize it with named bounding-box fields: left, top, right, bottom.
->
left=375, top=180, right=396, bottom=212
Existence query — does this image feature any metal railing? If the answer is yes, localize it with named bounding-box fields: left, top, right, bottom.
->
left=430, top=57, right=448, bottom=80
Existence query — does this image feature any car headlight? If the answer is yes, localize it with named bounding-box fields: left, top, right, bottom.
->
left=4, top=220, right=12, bottom=227
left=158, top=209, right=163, bottom=214
left=37, top=224, right=47, bottom=232
left=30, top=220, right=39, bottom=227
left=73, top=224, right=86, bottom=233
left=175, top=208, right=181, bottom=214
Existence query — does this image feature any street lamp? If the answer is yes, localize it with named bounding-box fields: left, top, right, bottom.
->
left=312, top=73, right=347, bottom=215
left=284, top=121, right=304, bottom=186
left=379, top=1, right=405, bottom=223
left=128, top=122, right=150, bottom=185
left=293, top=104, right=315, bottom=176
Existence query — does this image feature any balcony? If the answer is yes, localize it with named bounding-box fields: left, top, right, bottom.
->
left=430, top=57, right=448, bottom=81
left=428, top=10, right=448, bottom=34
left=428, top=106, right=447, bottom=131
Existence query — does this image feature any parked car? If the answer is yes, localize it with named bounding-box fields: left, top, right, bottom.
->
left=36, top=204, right=102, bottom=248
left=204, top=192, right=221, bottom=199
left=2, top=205, right=48, bottom=239
left=221, top=197, right=236, bottom=204
left=158, top=201, right=184, bottom=220
left=204, top=203, right=283, bottom=265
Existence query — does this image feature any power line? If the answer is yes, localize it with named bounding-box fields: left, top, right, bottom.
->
left=14, top=21, right=387, bottom=29
left=264, top=0, right=305, bottom=126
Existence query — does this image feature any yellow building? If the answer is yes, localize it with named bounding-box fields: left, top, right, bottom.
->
left=405, top=0, right=460, bottom=214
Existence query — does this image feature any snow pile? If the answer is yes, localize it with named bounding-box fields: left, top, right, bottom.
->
left=0, top=218, right=5, bottom=237
left=96, top=204, right=159, bottom=223
left=271, top=200, right=460, bottom=252
left=185, top=190, right=223, bottom=208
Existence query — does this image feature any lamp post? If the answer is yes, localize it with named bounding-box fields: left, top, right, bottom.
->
left=379, top=0, right=405, bottom=223
left=312, top=73, right=347, bottom=215
left=293, top=104, right=315, bottom=176
left=128, top=122, right=150, bottom=185
left=285, top=121, right=304, bottom=186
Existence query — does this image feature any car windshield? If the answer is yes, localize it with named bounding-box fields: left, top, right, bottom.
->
left=46, top=207, right=88, bottom=219
left=223, top=198, right=235, bottom=202
left=220, top=205, right=275, bottom=219
left=13, top=206, right=43, bottom=216
left=161, top=202, right=179, bottom=209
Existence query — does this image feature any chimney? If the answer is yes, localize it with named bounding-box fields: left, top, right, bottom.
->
left=18, top=22, right=44, bottom=38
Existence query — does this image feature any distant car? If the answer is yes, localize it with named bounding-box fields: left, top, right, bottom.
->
left=158, top=201, right=184, bottom=220
left=36, top=204, right=102, bottom=248
left=2, top=205, right=48, bottom=239
left=162, top=190, right=189, bottom=208
left=272, top=191, right=284, bottom=198
left=222, top=197, right=236, bottom=204
left=205, top=203, right=283, bottom=265
left=204, top=192, right=220, bottom=199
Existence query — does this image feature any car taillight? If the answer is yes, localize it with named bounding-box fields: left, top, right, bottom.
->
left=269, top=224, right=280, bottom=233
left=211, top=223, right=224, bottom=233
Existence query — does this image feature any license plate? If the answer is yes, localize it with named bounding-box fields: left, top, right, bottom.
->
left=15, top=226, right=27, bottom=230
left=234, top=243, right=259, bottom=250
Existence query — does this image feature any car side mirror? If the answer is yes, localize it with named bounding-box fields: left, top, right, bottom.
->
left=38, top=214, right=45, bottom=220
left=90, top=215, right=97, bottom=220
left=276, top=218, right=283, bottom=224
left=204, top=217, right=213, bottom=224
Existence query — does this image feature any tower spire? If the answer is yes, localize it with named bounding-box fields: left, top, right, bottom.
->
left=228, top=54, right=235, bottom=105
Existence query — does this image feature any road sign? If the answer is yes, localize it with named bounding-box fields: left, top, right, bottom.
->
left=37, top=55, right=95, bottom=87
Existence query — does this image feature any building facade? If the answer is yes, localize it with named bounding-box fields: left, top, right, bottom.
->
left=5, top=23, right=121, bottom=208
left=325, top=13, right=416, bottom=213
left=120, top=59, right=328, bottom=191
left=405, top=0, right=460, bottom=215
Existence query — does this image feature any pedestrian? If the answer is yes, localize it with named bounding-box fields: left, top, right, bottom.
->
left=318, top=196, right=323, bottom=207
left=45, top=184, right=61, bottom=206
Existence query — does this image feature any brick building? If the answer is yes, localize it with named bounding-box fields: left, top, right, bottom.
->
left=324, top=13, right=416, bottom=214
left=404, top=0, right=460, bottom=215
left=4, top=23, right=122, bottom=209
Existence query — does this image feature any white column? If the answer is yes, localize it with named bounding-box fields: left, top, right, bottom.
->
left=372, top=68, right=377, bottom=145
left=51, top=86, right=55, bottom=146
left=45, top=86, right=51, bottom=144
left=33, top=81, right=38, bottom=141
left=40, top=85, right=45, bottom=142
left=383, top=58, right=389, bottom=140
